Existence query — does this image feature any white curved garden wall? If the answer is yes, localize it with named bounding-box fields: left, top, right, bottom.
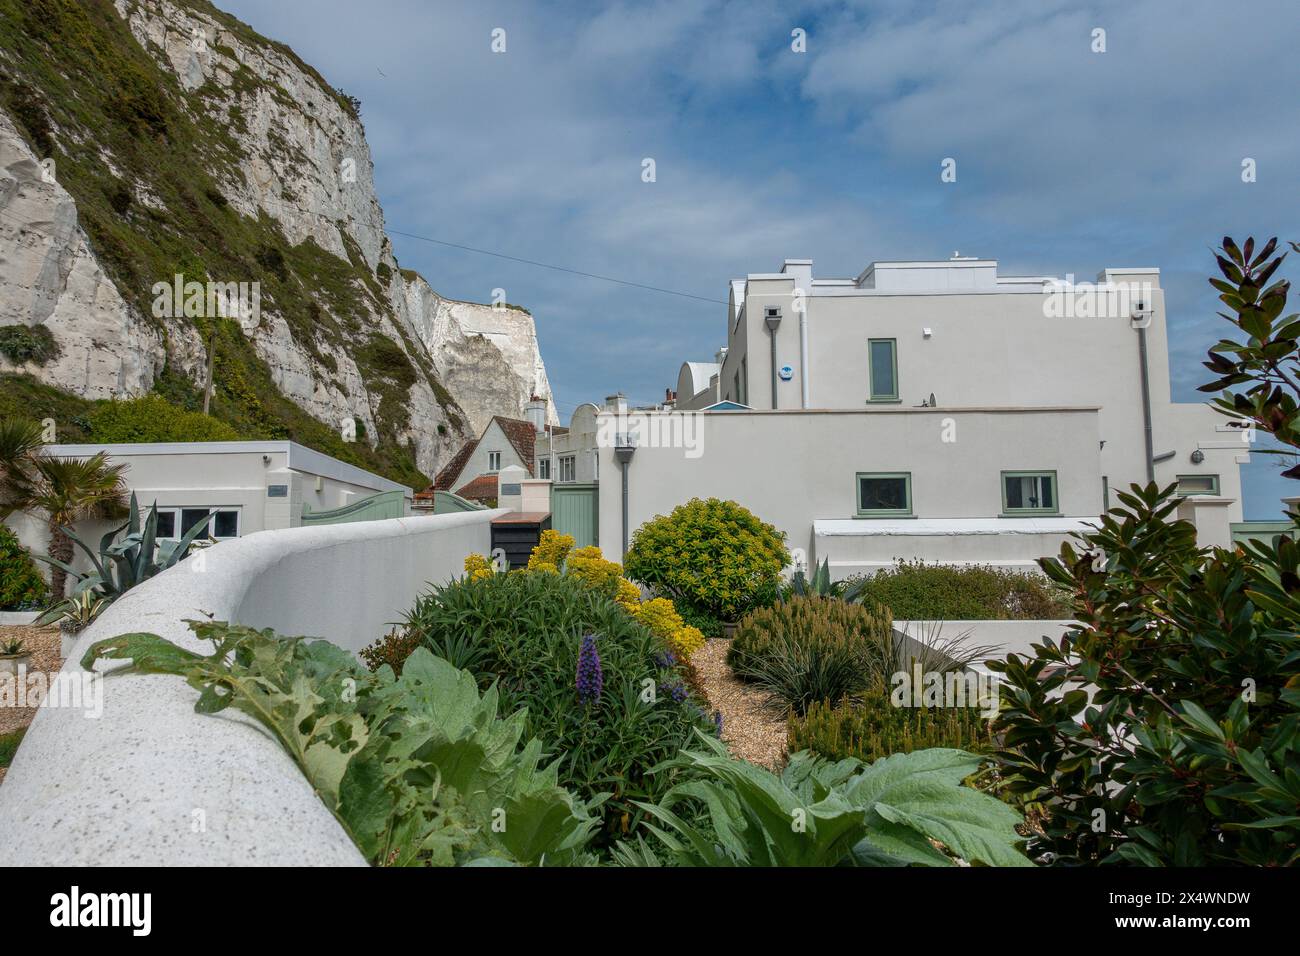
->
left=0, top=509, right=503, bottom=866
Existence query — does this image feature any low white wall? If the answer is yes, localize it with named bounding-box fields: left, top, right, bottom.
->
left=895, top=619, right=1075, bottom=664
left=0, top=509, right=503, bottom=866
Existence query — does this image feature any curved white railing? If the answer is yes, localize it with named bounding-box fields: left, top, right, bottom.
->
left=0, top=509, right=503, bottom=866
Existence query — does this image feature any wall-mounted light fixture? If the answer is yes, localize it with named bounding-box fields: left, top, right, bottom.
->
left=1190, top=449, right=1205, bottom=464
left=922, top=327, right=932, bottom=338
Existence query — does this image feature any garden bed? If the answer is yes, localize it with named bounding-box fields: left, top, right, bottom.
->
left=0, top=623, right=61, bottom=786
left=690, top=638, right=787, bottom=770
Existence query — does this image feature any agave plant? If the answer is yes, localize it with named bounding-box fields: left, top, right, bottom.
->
left=35, top=588, right=109, bottom=631
left=783, top=557, right=841, bottom=599
left=37, top=494, right=210, bottom=609
left=627, top=732, right=1030, bottom=867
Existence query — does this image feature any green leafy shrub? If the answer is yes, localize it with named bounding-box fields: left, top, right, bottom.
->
left=845, top=560, right=1070, bottom=620
left=0, top=524, right=46, bottom=609
left=727, top=596, right=893, bottom=714
left=83, top=621, right=603, bottom=866
left=0, top=727, right=25, bottom=769
left=402, top=571, right=716, bottom=847
left=88, top=394, right=240, bottom=443
left=789, top=696, right=994, bottom=764
left=624, top=497, right=790, bottom=622
left=621, top=732, right=1029, bottom=867
left=0, top=324, right=60, bottom=366
left=992, top=482, right=1300, bottom=865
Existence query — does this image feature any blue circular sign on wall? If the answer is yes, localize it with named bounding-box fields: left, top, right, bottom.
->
left=779, top=365, right=794, bottom=381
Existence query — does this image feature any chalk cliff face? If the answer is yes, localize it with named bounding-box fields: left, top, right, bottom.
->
left=0, top=0, right=556, bottom=482
left=0, top=110, right=166, bottom=398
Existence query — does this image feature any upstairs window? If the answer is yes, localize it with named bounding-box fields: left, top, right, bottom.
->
left=856, top=472, right=912, bottom=516
left=559, top=455, right=576, bottom=483
left=868, top=338, right=897, bottom=401
left=488, top=451, right=501, bottom=472
left=1002, top=471, right=1058, bottom=514
left=538, top=457, right=550, bottom=480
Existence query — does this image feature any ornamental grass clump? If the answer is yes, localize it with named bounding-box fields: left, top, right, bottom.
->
left=789, top=696, right=995, bottom=764
left=727, top=596, right=893, bottom=715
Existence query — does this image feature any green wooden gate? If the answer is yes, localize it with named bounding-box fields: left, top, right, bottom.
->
left=551, top=482, right=599, bottom=549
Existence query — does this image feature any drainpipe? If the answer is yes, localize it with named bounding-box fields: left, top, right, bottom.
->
left=1134, top=316, right=1155, bottom=483
left=799, top=305, right=809, bottom=408
left=764, top=310, right=782, bottom=409
left=614, top=443, right=635, bottom=558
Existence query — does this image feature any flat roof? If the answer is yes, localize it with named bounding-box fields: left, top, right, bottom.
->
left=43, top=441, right=410, bottom=494
left=594, top=405, right=1101, bottom=415
left=815, top=517, right=1097, bottom=536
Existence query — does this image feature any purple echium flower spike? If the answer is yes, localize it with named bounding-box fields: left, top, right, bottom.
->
left=576, top=633, right=603, bottom=705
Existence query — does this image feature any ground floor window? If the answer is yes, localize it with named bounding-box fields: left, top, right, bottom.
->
left=1175, top=474, right=1220, bottom=496
left=558, top=455, right=576, bottom=483
left=1002, top=471, right=1057, bottom=514
left=856, top=472, right=911, bottom=516
left=156, top=507, right=241, bottom=540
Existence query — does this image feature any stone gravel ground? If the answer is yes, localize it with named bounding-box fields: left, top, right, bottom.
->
left=691, top=638, right=788, bottom=771
left=0, top=624, right=62, bottom=787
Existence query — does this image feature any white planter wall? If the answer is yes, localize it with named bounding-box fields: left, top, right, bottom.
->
left=0, top=509, right=503, bottom=866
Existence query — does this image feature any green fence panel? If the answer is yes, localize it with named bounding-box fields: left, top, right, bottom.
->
left=551, top=482, right=598, bottom=549
left=301, top=489, right=407, bottom=526
left=432, top=490, right=487, bottom=514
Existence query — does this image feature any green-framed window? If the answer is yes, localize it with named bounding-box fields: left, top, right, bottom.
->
left=868, top=338, right=898, bottom=401
left=1002, top=470, right=1058, bottom=515
left=856, top=472, right=912, bottom=516
left=1176, top=474, right=1220, bottom=496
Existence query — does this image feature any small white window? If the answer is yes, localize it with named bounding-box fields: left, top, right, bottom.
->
left=538, top=457, right=550, bottom=479
left=488, top=451, right=501, bottom=472
left=559, top=455, right=576, bottom=482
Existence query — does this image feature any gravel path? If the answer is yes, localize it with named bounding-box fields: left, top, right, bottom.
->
left=0, top=624, right=63, bottom=787
left=691, top=638, right=788, bottom=771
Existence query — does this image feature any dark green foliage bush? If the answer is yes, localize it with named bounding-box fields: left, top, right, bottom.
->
left=0, top=727, right=25, bottom=769
left=88, top=394, right=240, bottom=442
left=789, top=695, right=994, bottom=764
left=0, top=525, right=46, bottom=610
left=402, top=571, right=715, bottom=848
left=0, top=324, right=60, bottom=366
left=624, top=497, right=789, bottom=621
left=993, top=482, right=1300, bottom=865
left=845, top=560, right=1071, bottom=620
left=727, top=596, right=893, bottom=714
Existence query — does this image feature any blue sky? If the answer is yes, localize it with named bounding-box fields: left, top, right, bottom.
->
left=220, top=0, right=1300, bottom=517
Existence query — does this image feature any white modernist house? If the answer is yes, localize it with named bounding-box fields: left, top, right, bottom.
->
left=600, top=255, right=1248, bottom=578
left=6, top=440, right=412, bottom=574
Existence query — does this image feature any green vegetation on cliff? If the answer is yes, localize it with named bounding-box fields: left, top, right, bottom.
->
left=0, top=0, right=458, bottom=490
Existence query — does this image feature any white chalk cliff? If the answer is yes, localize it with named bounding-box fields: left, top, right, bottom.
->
left=0, top=0, right=557, bottom=477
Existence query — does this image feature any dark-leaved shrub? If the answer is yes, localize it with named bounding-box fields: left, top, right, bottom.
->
left=0, top=525, right=47, bottom=610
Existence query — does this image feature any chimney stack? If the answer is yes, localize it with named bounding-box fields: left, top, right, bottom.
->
left=524, top=394, right=547, bottom=434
